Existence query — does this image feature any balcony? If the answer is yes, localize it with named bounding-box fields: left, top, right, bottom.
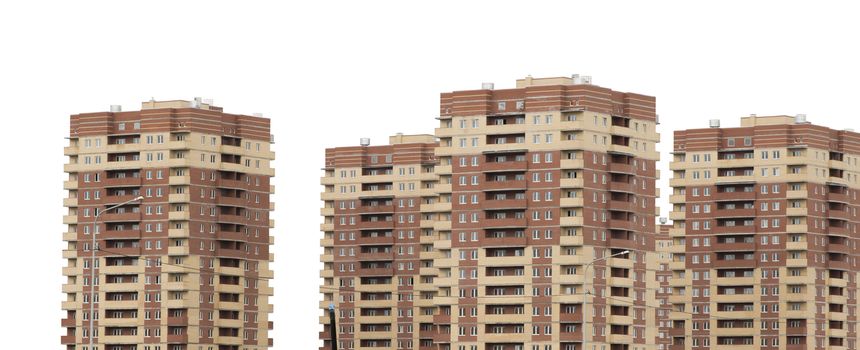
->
left=359, top=267, right=394, bottom=277
left=104, top=194, right=140, bottom=205
left=217, top=213, right=245, bottom=225
left=358, top=204, right=394, bottom=214
left=712, top=224, right=755, bottom=234
left=483, top=198, right=527, bottom=210
left=828, top=191, right=850, bottom=203
left=560, top=235, right=583, bottom=245
left=168, top=245, right=190, bottom=256
left=560, top=178, right=584, bottom=188
left=829, top=243, right=851, bottom=254
left=168, top=176, right=189, bottom=185
left=713, top=191, right=755, bottom=201
left=357, top=235, right=394, bottom=245
left=483, top=180, right=527, bottom=191
left=60, top=335, right=76, bottom=344
left=713, top=258, right=755, bottom=268
left=560, top=197, right=583, bottom=208
left=560, top=216, right=583, bottom=227
left=357, top=251, right=394, bottom=261
left=100, top=246, right=142, bottom=256
left=787, top=224, right=806, bottom=233
left=786, top=258, right=808, bottom=267
left=217, top=178, right=246, bottom=189
left=357, top=220, right=394, bottom=231
left=100, top=212, right=141, bottom=222
left=168, top=229, right=189, bottom=238
left=607, top=200, right=635, bottom=212
left=713, top=241, right=755, bottom=252
left=168, top=211, right=190, bottom=221
left=608, top=181, right=633, bottom=193
left=483, top=235, right=528, bottom=247
left=483, top=217, right=527, bottom=228
left=483, top=161, right=527, bottom=172
left=608, top=162, right=635, bottom=174
left=560, top=158, right=584, bottom=169
left=668, top=211, right=685, bottom=221
left=607, top=219, right=634, bottom=231
left=828, top=209, right=851, bottom=221
left=787, top=190, right=806, bottom=199
left=713, top=207, right=755, bottom=218
left=786, top=207, right=808, bottom=216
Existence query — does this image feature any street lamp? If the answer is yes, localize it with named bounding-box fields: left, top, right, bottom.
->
left=88, top=195, right=143, bottom=350
left=582, top=249, right=629, bottom=350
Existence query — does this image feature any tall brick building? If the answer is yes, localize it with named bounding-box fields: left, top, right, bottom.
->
left=320, top=135, right=438, bottom=350
left=63, top=99, right=275, bottom=350
left=321, top=76, right=663, bottom=350
left=668, top=115, right=860, bottom=350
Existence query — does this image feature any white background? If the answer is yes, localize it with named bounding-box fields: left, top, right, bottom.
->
left=0, top=1, right=859, bottom=348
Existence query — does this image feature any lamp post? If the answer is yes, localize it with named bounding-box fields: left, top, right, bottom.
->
left=88, top=195, right=143, bottom=350
left=582, top=249, right=629, bottom=350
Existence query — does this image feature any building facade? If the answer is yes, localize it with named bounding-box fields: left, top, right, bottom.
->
left=62, top=99, right=275, bottom=350
left=319, top=135, right=439, bottom=350
left=431, top=76, right=661, bottom=350
left=668, top=115, right=860, bottom=350
left=319, top=76, right=664, bottom=350
left=655, top=223, right=674, bottom=350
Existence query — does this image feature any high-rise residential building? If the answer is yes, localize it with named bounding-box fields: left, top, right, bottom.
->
left=319, top=134, right=438, bottom=350
left=668, top=115, right=860, bottom=350
left=431, top=76, right=661, bottom=350
left=62, top=99, right=275, bottom=350
left=655, top=222, right=673, bottom=350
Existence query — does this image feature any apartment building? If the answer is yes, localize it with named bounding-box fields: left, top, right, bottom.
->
left=668, top=115, right=860, bottom=350
left=319, top=134, right=438, bottom=350
left=655, top=222, right=673, bottom=350
left=431, top=76, right=661, bottom=350
left=62, top=99, right=275, bottom=350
